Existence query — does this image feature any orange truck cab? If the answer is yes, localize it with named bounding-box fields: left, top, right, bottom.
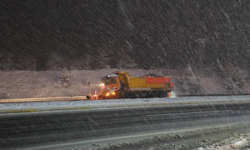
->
left=98, top=74, right=121, bottom=99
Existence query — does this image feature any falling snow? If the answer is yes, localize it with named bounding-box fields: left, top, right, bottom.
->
left=1, top=1, right=250, bottom=150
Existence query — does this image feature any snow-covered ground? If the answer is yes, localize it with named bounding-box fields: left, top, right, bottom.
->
left=195, top=133, right=250, bottom=150
left=1, top=69, right=250, bottom=150
left=1, top=68, right=250, bottom=99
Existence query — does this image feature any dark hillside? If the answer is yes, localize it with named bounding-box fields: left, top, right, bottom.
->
left=1, top=0, right=250, bottom=71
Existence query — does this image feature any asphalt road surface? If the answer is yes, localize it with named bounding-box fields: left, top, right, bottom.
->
left=1, top=100, right=250, bottom=150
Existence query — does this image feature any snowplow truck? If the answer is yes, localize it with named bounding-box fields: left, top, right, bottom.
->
left=89, top=71, right=173, bottom=99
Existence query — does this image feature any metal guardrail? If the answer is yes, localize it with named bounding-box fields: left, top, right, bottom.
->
left=178, top=93, right=250, bottom=97
left=1, top=93, right=250, bottom=103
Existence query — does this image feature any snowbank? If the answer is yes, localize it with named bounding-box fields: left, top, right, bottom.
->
left=1, top=95, right=250, bottom=114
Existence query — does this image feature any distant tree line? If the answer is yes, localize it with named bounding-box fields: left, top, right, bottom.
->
left=0, top=50, right=138, bottom=70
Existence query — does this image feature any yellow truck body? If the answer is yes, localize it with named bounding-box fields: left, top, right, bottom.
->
left=128, top=77, right=167, bottom=90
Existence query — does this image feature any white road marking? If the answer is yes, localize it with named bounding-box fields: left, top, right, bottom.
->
left=146, top=110, right=232, bottom=117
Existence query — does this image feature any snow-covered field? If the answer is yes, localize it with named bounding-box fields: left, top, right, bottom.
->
left=1, top=68, right=250, bottom=99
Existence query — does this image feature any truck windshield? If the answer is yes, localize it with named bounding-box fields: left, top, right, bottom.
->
left=101, top=77, right=109, bottom=85
left=110, top=77, right=117, bottom=84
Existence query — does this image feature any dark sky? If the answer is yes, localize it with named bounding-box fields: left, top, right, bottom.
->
left=1, top=0, right=250, bottom=70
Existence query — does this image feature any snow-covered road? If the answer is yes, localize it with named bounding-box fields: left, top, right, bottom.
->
left=2, top=98, right=250, bottom=150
